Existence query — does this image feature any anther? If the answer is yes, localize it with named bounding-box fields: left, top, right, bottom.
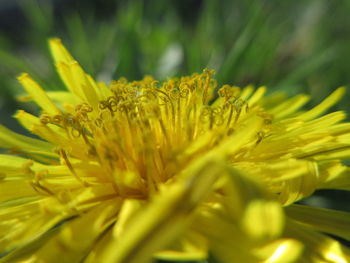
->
left=40, top=115, right=51, bottom=125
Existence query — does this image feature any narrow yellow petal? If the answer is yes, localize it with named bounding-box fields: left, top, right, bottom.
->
left=285, top=204, right=350, bottom=241
left=0, top=180, right=38, bottom=203
left=83, top=228, right=114, bottom=263
left=49, top=38, right=101, bottom=108
left=240, top=85, right=255, bottom=99
left=0, top=154, right=54, bottom=173
left=55, top=61, right=100, bottom=109
left=285, top=219, right=350, bottom=263
left=154, top=249, right=206, bottom=261
left=0, top=197, right=72, bottom=254
left=112, top=199, right=143, bottom=238
left=70, top=61, right=99, bottom=108
left=248, top=86, right=266, bottom=106
left=69, top=184, right=117, bottom=211
left=153, top=231, right=208, bottom=261
left=17, top=73, right=60, bottom=115
left=193, top=207, right=257, bottom=263
left=56, top=61, right=83, bottom=97
left=14, top=110, right=90, bottom=160
left=236, top=159, right=314, bottom=183
left=319, top=162, right=350, bottom=190
left=28, top=200, right=120, bottom=263
left=254, top=238, right=303, bottom=263
left=269, top=94, right=310, bottom=119
left=46, top=91, right=82, bottom=106
left=48, top=38, right=74, bottom=64
left=312, top=147, right=350, bottom=161
left=328, top=123, right=350, bottom=136
left=0, top=125, right=55, bottom=157
left=96, top=80, right=113, bottom=98
left=278, top=163, right=319, bottom=205
left=0, top=225, right=59, bottom=263
left=18, top=91, right=82, bottom=107
left=182, top=115, right=262, bottom=161
left=297, top=87, right=346, bottom=121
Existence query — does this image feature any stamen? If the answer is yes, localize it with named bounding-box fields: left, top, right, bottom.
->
left=201, top=69, right=215, bottom=104
left=40, top=114, right=52, bottom=125
left=218, top=85, right=240, bottom=101
left=225, top=102, right=234, bottom=128
left=31, top=70, right=282, bottom=201
left=256, top=131, right=265, bottom=145
left=59, top=149, right=88, bottom=186
left=31, top=171, right=54, bottom=196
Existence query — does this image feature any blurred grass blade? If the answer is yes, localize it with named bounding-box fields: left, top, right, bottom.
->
left=276, top=48, right=335, bottom=89
left=20, top=0, right=53, bottom=40
left=218, top=1, right=266, bottom=84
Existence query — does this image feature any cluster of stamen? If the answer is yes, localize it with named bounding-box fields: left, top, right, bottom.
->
left=37, top=69, right=271, bottom=198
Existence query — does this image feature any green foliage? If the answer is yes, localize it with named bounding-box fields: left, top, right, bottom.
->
left=0, top=0, right=349, bottom=94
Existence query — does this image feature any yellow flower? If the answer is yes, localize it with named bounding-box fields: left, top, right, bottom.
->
left=1, top=38, right=350, bottom=263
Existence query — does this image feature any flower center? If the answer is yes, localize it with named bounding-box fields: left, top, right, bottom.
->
left=38, top=70, right=269, bottom=198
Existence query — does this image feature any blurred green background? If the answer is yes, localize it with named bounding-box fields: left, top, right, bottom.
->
left=1, top=0, right=350, bottom=124
left=0, top=0, right=349, bottom=259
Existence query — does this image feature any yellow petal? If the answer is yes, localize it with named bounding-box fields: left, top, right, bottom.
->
left=48, top=38, right=74, bottom=64
left=0, top=125, right=55, bottom=157
left=0, top=154, right=45, bottom=174
left=268, top=94, right=310, bottom=119
left=248, top=86, right=266, bottom=106
left=285, top=204, right=350, bottom=241
left=56, top=61, right=84, bottom=97
left=235, top=159, right=315, bottom=183
left=240, top=85, right=254, bottom=99
left=70, top=61, right=99, bottom=108
left=182, top=115, right=263, bottom=161
left=277, top=163, right=319, bottom=205
left=254, top=238, right=303, bottom=263
left=15, top=110, right=90, bottom=160
left=17, top=73, right=61, bottom=116
left=0, top=180, right=38, bottom=203
left=83, top=228, right=114, bottom=263
left=154, top=249, right=206, bottom=261
left=46, top=91, right=82, bottom=106
left=96, top=80, right=113, bottom=98
left=312, top=147, right=350, bottom=161
left=55, top=61, right=100, bottom=109
left=0, top=224, right=59, bottom=263
left=319, top=162, right=350, bottom=190
left=112, top=199, right=143, bottom=238
left=97, top=159, right=225, bottom=263
left=153, top=231, right=208, bottom=261
left=28, top=199, right=120, bottom=263
left=241, top=200, right=284, bottom=240
left=49, top=38, right=101, bottom=108
left=285, top=219, right=350, bottom=263
left=191, top=167, right=284, bottom=263
left=297, top=87, right=346, bottom=121
left=0, top=197, right=73, bottom=254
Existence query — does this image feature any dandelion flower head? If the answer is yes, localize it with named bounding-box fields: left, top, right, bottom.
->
left=1, top=39, right=350, bottom=263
